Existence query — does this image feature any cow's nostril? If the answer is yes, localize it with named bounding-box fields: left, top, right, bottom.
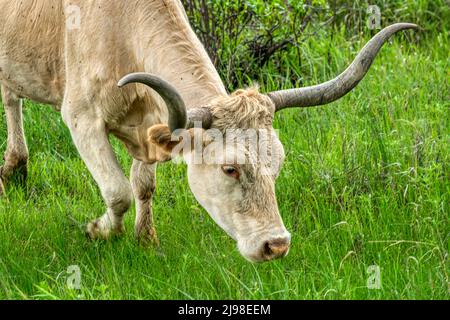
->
left=263, top=238, right=290, bottom=260
left=263, top=241, right=273, bottom=256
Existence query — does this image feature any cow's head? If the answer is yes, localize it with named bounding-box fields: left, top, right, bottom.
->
left=118, top=23, right=417, bottom=262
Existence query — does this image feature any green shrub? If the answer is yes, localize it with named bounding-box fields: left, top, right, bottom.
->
left=182, top=0, right=449, bottom=90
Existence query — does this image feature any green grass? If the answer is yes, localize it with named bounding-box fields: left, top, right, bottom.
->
left=0, top=31, right=448, bottom=299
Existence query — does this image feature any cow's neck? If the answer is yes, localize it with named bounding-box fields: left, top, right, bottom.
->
left=135, top=1, right=228, bottom=109
left=117, top=1, right=228, bottom=163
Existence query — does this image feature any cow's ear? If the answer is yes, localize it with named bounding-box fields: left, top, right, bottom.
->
left=147, top=124, right=211, bottom=162
left=145, top=125, right=182, bottom=163
left=148, top=124, right=182, bottom=154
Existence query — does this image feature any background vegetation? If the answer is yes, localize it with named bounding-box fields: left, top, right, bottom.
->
left=0, top=0, right=448, bottom=299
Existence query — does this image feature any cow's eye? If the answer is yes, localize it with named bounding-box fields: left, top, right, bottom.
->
left=221, top=165, right=240, bottom=180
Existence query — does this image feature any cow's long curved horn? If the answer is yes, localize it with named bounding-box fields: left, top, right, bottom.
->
left=268, top=23, right=418, bottom=111
left=118, top=73, right=187, bottom=132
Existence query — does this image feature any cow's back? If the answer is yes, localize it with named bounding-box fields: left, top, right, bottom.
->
left=0, top=0, right=66, bottom=105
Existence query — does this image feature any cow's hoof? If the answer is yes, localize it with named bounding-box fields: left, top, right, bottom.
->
left=0, top=163, right=27, bottom=192
left=136, top=226, right=160, bottom=247
left=14, top=164, right=28, bottom=187
left=86, top=219, right=124, bottom=240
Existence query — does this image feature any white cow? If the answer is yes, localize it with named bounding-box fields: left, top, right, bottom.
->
left=0, top=0, right=417, bottom=262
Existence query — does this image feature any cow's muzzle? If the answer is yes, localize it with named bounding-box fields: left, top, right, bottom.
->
left=239, top=233, right=291, bottom=263
left=262, top=236, right=291, bottom=261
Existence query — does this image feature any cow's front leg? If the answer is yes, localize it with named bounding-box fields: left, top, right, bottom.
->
left=0, top=86, right=29, bottom=194
left=62, top=109, right=132, bottom=239
left=130, top=160, right=159, bottom=245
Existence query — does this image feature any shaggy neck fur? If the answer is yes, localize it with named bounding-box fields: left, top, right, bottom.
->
left=210, top=87, right=276, bottom=131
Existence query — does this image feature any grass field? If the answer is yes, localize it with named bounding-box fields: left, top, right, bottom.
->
left=0, top=27, right=448, bottom=299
